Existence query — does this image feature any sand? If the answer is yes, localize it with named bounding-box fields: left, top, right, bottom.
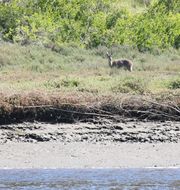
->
left=0, top=142, right=180, bottom=169
left=0, top=121, right=179, bottom=169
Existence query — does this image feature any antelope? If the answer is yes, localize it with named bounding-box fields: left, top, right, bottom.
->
left=106, top=52, right=133, bottom=72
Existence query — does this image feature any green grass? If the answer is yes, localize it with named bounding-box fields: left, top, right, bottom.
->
left=0, top=42, right=179, bottom=97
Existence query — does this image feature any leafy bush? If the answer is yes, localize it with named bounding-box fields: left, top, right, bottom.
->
left=114, top=0, right=180, bottom=50
left=44, top=78, right=80, bottom=89
left=0, top=0, right=179, bottom=50
left=168, top=79, right=180, bottom=89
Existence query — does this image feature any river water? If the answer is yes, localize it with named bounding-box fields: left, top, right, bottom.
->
left=0, top=169, right=179, bottom=190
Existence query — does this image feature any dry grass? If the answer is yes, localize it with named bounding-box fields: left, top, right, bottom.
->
left=0, top=43, right=179, bottom=95
left=0, top=90, right=179, bottom=124
left=0, top=43, right=179, bottom=122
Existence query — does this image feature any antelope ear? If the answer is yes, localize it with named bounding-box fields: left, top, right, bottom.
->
left=106, top=52, right=110, bottom=56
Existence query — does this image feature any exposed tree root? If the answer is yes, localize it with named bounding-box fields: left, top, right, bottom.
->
left=0, top=92, right=179, bottom=124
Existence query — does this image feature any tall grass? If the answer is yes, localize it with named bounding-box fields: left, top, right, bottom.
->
left=0, top=43, right=179, bottom=96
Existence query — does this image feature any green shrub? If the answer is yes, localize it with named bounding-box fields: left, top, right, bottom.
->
left=44, top=78, right=80, bottom=89
left=168, top=79, right=180, bottom=89
left=0, top=0, right=179, bottom=50
left=112, top=78, right=149, bottom=94
left=61, top=79, right=80, bottom=88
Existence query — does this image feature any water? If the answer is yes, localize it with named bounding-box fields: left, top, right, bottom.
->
left=0, top=169, right=179, bottom=190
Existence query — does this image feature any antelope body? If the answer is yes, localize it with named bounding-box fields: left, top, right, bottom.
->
left=106, top=52, right=133, bottom=72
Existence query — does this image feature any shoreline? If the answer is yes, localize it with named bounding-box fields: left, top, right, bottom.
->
left=0, top=121, right=180, bottom=169
left=0, top=142, right=180, bottom=169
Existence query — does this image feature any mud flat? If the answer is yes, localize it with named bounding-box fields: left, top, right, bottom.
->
left=0, top=120, right=180, bottom=169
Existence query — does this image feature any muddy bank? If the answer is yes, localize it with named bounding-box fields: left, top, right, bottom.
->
left=0, top=120, right=179, bottom=144
left=0, top=92, right=179, bottom=125
left=0, top=121, right=180, bottom=169
left=1, top=104, right=180, bottom=124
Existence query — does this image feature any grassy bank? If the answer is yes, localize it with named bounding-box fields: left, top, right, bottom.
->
left=0, top=43, right=180, bottom=123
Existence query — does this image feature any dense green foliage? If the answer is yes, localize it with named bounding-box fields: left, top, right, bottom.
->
left=0, top=0, right=179, bottom=50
